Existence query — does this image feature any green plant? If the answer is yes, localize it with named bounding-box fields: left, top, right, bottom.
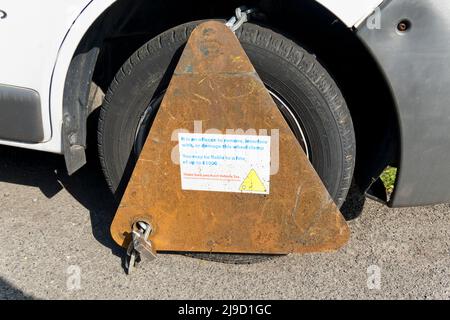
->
left=381, top=167, right=397, bottom=194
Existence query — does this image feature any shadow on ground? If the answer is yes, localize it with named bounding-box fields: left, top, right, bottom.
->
left=0, top=146, right=125, bottom=265
left=0, top=277, right=34, bottom=300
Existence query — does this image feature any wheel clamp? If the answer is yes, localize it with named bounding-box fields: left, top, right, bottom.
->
left=109, top=21, right=350, bottom=273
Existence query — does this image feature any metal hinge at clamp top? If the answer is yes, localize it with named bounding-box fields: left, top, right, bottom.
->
left=226, top=7, right=256, bottom=32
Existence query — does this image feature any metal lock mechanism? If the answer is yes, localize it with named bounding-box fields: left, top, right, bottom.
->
left=126, top=221, right=157, bottom=274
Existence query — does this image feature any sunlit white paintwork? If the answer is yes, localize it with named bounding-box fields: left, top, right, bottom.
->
left=0, top=0, right=92, bottom=151
left=0, top=0, right=383, bottom=153
left=316, top=0, right=384, bottom=27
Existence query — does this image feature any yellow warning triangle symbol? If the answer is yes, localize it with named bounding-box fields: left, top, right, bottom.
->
left=240, top=169, right=266, bottom=193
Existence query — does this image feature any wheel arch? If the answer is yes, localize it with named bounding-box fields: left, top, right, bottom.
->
left=61, top=0, right=400, bottom=202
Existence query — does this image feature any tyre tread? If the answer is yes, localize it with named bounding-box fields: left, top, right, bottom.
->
left=99, top=22, right=355, bottom=205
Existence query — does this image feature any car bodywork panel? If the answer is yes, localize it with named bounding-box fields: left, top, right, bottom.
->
left=0, top=0, right=93, bottom=149
left=0, top=0, right=112, bottom=153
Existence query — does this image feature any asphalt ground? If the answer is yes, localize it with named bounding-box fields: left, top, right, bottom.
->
left=0, top=145, right=449, bottom=299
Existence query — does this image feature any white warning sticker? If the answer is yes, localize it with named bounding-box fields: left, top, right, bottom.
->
left=178, top=133, right=271, bottom=194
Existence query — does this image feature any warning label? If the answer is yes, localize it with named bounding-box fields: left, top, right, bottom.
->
left=240, top=169, right=266, bottom=193
left=178, top=133, right=271, bottom=194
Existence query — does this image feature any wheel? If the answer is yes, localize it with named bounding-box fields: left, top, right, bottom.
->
left=98, top=21, right=356, bottom=208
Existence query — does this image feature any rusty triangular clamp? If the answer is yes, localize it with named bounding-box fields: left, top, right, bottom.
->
left=111, top=21, right=350, bottom=258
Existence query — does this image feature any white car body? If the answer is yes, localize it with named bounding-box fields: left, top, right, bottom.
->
left=0, top=0, right=383, bottom=154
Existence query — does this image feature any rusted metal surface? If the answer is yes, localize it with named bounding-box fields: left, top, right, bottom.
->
left=110, top=21, right=350, bottom=254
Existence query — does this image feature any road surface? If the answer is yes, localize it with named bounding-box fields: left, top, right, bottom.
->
left=0, top=146, right=449, bottom=299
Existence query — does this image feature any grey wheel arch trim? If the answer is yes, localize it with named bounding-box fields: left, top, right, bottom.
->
left=358, top=0, right=450, bottom=206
